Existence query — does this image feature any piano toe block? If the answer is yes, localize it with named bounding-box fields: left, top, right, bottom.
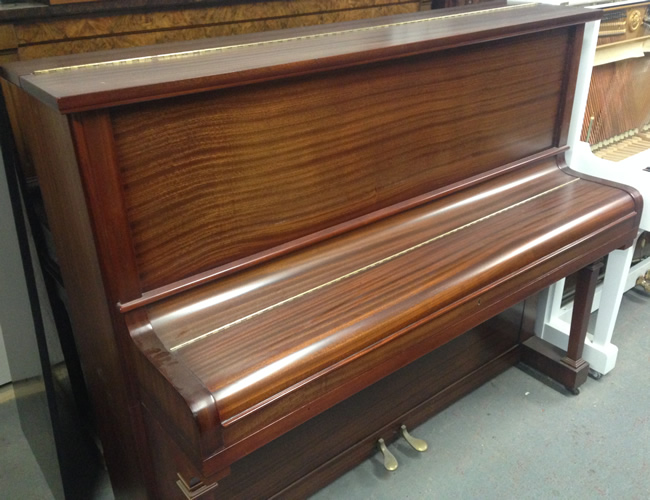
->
left=521, top=336, right=590, bottom=393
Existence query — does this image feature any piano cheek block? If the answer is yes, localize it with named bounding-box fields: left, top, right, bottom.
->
left=2, top=3, right=640, bottom=498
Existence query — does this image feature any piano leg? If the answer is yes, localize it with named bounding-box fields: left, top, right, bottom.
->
left=521, top=261, right=603, bottom=394
left=589, top=245, right=635, bottom=370
left=535, top=244, right=638, bottom=375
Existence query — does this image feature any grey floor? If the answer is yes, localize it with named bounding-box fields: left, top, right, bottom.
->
left=1, top=289, right=648, bottom=499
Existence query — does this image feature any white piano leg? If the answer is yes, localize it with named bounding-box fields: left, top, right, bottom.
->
left=536, top=244, right=637, bottom=376
left=535, top=279, right=565, bottom=337
left=588, top=245, right=635, bottom=372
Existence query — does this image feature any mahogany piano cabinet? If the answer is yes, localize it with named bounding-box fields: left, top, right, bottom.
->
left=0, top=4, right=642, bottom=498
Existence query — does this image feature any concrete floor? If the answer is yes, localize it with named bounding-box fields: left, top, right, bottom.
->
left=1, top=289, right=648, bottom=499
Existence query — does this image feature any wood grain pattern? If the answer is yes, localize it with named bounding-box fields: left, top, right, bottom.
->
left=133, top=159, right=639, bottom=468
left=17, top=4, right=419, bottom=60
left=552, top=23, right=582, bottom=149
left=114, top=147, right=569, bottom=313
left=70, top=111, right=142, bottom=303
left=147, top=212, right=640, bottom=477
left=2, top=6, right=636, bottom=498
left=16, top=0, right=417, bottom=44
left=3, top=84, right=148, bottom=498
left=143, top=307, right=523, bottom=499
left=1, top=81, right=35, bottom=179
left=129, top=310, right=224, bottom=463
left=149, top=162, right=569, bottom=351
left=0, top=24, right=17, bottom=51
left=2, top=0, right=418, bottom=61
left=7, top=5, right=600, bottom=112
left=112, top=28, right=567, bottom=290
left=2, top=6, right=449, bottom=83
left=0, top=53, right=17, bottom=64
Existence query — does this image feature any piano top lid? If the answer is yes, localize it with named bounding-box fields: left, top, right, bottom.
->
left=2, top=3, right=600, bottom=114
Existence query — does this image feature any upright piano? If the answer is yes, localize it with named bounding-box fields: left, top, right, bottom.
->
left=1, top=4, right=642, bottom=498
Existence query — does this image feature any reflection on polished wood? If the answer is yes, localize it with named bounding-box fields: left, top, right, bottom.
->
left=1, top=4, right=643, bottom=499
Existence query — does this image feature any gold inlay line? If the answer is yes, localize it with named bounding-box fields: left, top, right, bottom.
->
left=33, top=4, right=535, bottom=75
left=169, top=178, right=579, bottom=352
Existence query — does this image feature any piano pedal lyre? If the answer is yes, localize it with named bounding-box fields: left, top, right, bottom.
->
left=400, top=424, right=428, bottom=452
left=377, top=438, right=399, bottom=471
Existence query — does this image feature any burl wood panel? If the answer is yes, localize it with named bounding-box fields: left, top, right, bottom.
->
left=112, top=28, right=569, bottom=290
left=18, top=0, right=415, bottom=43
left=0, top=24, right=17, bottom=51
left=12, top=0, right=418, bottom=59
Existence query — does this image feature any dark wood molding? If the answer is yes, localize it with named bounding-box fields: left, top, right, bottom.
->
left=69, top=111, right=143, bottom=303
left=5, top=5, right=600, bottom=112
left=553, top=23, right=584, bottom=147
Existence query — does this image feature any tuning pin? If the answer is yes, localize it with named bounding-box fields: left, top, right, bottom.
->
left=377, top=438, right=398, bottom=471
left=400, top=425, right=428, bottom=452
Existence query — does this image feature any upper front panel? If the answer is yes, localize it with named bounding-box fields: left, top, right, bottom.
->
left=111, top=28, right=570, bottom=290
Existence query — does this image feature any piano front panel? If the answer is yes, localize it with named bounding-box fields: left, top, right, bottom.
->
left=111, top=27, right=571, bottom=291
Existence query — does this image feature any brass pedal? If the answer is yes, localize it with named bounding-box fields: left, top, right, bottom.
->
left=636, top=274, right=650, bottom=293
left=377, top=438, right=398, bottom=471
left=400, top=424, right=428, bottom=452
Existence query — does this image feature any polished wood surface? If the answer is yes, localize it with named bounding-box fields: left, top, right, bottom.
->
left=0, top=82, right=148, bottom=498
left=0, top=1, right=419, bottom=60
left=144, top=305, right=525, bottom=499
left=3, top=5, right=643, bottom=498
left=111, top=28, right=567, bottom=290
left=16, top=1, right=418, bottom=59
left=521, top=260, right=603, bottom=393
left=131, top=156, right=640, bottom=472
left=4, top=4, right=599, bottom=112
